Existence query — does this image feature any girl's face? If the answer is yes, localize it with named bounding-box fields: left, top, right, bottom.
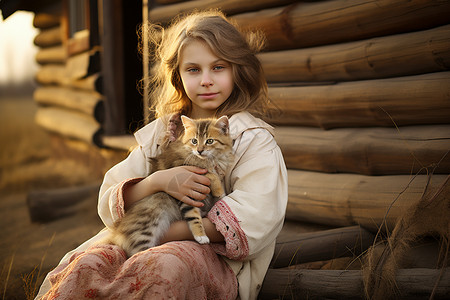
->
left=179, top=39, right=234, bottom=119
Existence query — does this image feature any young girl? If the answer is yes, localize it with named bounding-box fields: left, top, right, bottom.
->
left=36, top=10, right=287, bottom=300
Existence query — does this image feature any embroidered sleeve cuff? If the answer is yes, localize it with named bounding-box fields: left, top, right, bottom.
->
left=111, top=178, right=144, bottom=221
left=207, top=200, right=249, bottom=261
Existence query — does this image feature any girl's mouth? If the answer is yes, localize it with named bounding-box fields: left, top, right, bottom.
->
left=199, top=93, right=218, bottom=99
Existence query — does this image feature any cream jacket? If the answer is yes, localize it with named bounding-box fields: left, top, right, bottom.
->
left=36, top=111, right=288, bottom=300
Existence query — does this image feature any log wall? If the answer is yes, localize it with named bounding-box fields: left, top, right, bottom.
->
left=147, top=0, right=450, bottom=232
left=33, top=7, right=103, bottom=147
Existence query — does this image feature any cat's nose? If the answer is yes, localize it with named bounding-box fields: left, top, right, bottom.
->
left=197, top=150, right=204, bottom=155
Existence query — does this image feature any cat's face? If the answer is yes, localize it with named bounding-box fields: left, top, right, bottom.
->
left=180, top=115, right=232, bottom=159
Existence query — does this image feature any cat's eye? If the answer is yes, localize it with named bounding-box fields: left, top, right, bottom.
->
left=206, top=138, right=214, bottom=145
left=191, top=138, right=198, bottom=145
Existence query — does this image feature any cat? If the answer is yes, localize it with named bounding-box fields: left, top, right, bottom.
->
left=104, top=115, right=234, bottom=257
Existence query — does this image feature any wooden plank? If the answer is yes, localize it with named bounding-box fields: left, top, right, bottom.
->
left=286, top=171, right=448, bottom=231
left=266, top=72, right=450, bottom=129
left=259, top=25, right=450, bottom=83
left=275, top=125, right=450, bottom=175
left=35, top=107, right=102, bottom=146
left=260, top=268, right=450, bottom=300
left=35, top=45, right=66, bottom=64
left=34, top=86, right=104, bottom=122
left=33, top=26, right=62, bottom=48
left=149, top=0, right=297, bottom=23
left=233, top=0, right=450, bottom=50
left=272, top=226, right=374, bottom=269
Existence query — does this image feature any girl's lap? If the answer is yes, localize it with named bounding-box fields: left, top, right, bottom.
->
left=43, top=242, right=237, bottom=300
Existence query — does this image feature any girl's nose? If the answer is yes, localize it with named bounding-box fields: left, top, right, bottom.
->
left=201, top=72, right=213, bottom=87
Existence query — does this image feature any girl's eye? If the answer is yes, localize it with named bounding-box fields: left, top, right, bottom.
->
left=213, top=66, right=224, bottom=71
left=206, top=138, right=214, bottom=145
left=187, top=68, right=199, bottom=73
left=191, top=138, right=198, bottom=145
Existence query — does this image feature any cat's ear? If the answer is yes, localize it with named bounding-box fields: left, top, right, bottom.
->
left=181, top=115, right=195, bottom=131
left=166, top=112, right=182, bottom=142
left=215, top=116, right=229, bottom=135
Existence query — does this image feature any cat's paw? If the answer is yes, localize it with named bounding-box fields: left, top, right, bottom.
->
left=211, top=187, right=224, bottom=198
left=195, top=235, right=210, bottom=244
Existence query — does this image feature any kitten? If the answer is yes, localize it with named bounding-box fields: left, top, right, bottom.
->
left=105, top=115, right=234, bottom=257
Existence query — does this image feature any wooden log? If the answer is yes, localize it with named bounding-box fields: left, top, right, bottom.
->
left=155, top=0, right=188, bottom=4
left=275, top=125, right=450, bottom=175
left=233, top=0, right=450, bottom=51
left=33, top=13, right=60, bottom=29
left=149, top=0, right=297, bottom=23
left=27, top=183, right=101, bottom=222
left=35, top=107, right=102, bottom=146
left=286, top=171, right=449, bottom=232
left=35, top=65, right=102, bottom=92
left=259, top=24, right=450, bottom=83
left=35, top=45, right=66, bottom=64
left=70, top=73, right=102, bottom=93
left=154, top=0, right=186, bottom=4
left=33, top=26, right=62, bottom=48
left=260, top=268, right=450, bottom=300
left=266, top=72, right=450, bottom=129
left=33, top=86, right=104, bottom=122
left=272, top=226, right=375, bottom=269
left=34, top=64, right=66, bottom=85
left=102, top=135, right=137, bottom=151
left=65, top=50, right=101, bottom=80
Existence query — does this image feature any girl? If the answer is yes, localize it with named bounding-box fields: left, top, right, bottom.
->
left=36, top=10, right=287, bottom=300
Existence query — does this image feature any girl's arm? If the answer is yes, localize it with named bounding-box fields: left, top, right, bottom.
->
left=123, top=166, right=211, bottom=210
left=159, top=218, right=225, bottom=244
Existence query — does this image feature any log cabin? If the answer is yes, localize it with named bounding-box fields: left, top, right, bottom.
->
left=2, top=0, right=449, bottom=298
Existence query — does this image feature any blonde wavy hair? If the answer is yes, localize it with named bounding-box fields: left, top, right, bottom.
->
left=144, top=10, right=268, bottom=119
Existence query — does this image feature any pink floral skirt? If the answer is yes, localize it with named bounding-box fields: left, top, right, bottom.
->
left=41, top=241, right=238, bottom=300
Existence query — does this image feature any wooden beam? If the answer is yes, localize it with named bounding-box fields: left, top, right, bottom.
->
left=266, top=72, right=450, bottom=129
left=272, top=226, right=374, bottom=269
left=259, top=25, right=450, bottom=83
left=275, top=125, right=450, bottom=175
left=233, top=0, right=450, bottom=50
left=100, top=0, right=126, bottom=135
left=35, top=107, right=102, bottom=146
left=148, top=0, right=297, bottom=23
left=34, top=86, right=104, bottom=122
left=260, top=268, right=450, bottom=300
left=286, top=171, right=449, bottom=231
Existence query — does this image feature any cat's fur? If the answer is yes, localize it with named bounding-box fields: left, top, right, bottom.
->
left=105, top=115, right=234, bottom=257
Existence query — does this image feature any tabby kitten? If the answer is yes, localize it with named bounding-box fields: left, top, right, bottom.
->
left=105, top=115, right=234, bottom=257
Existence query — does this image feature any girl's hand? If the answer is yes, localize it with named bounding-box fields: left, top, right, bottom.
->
left=155, top=166, right=211, bottom=207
